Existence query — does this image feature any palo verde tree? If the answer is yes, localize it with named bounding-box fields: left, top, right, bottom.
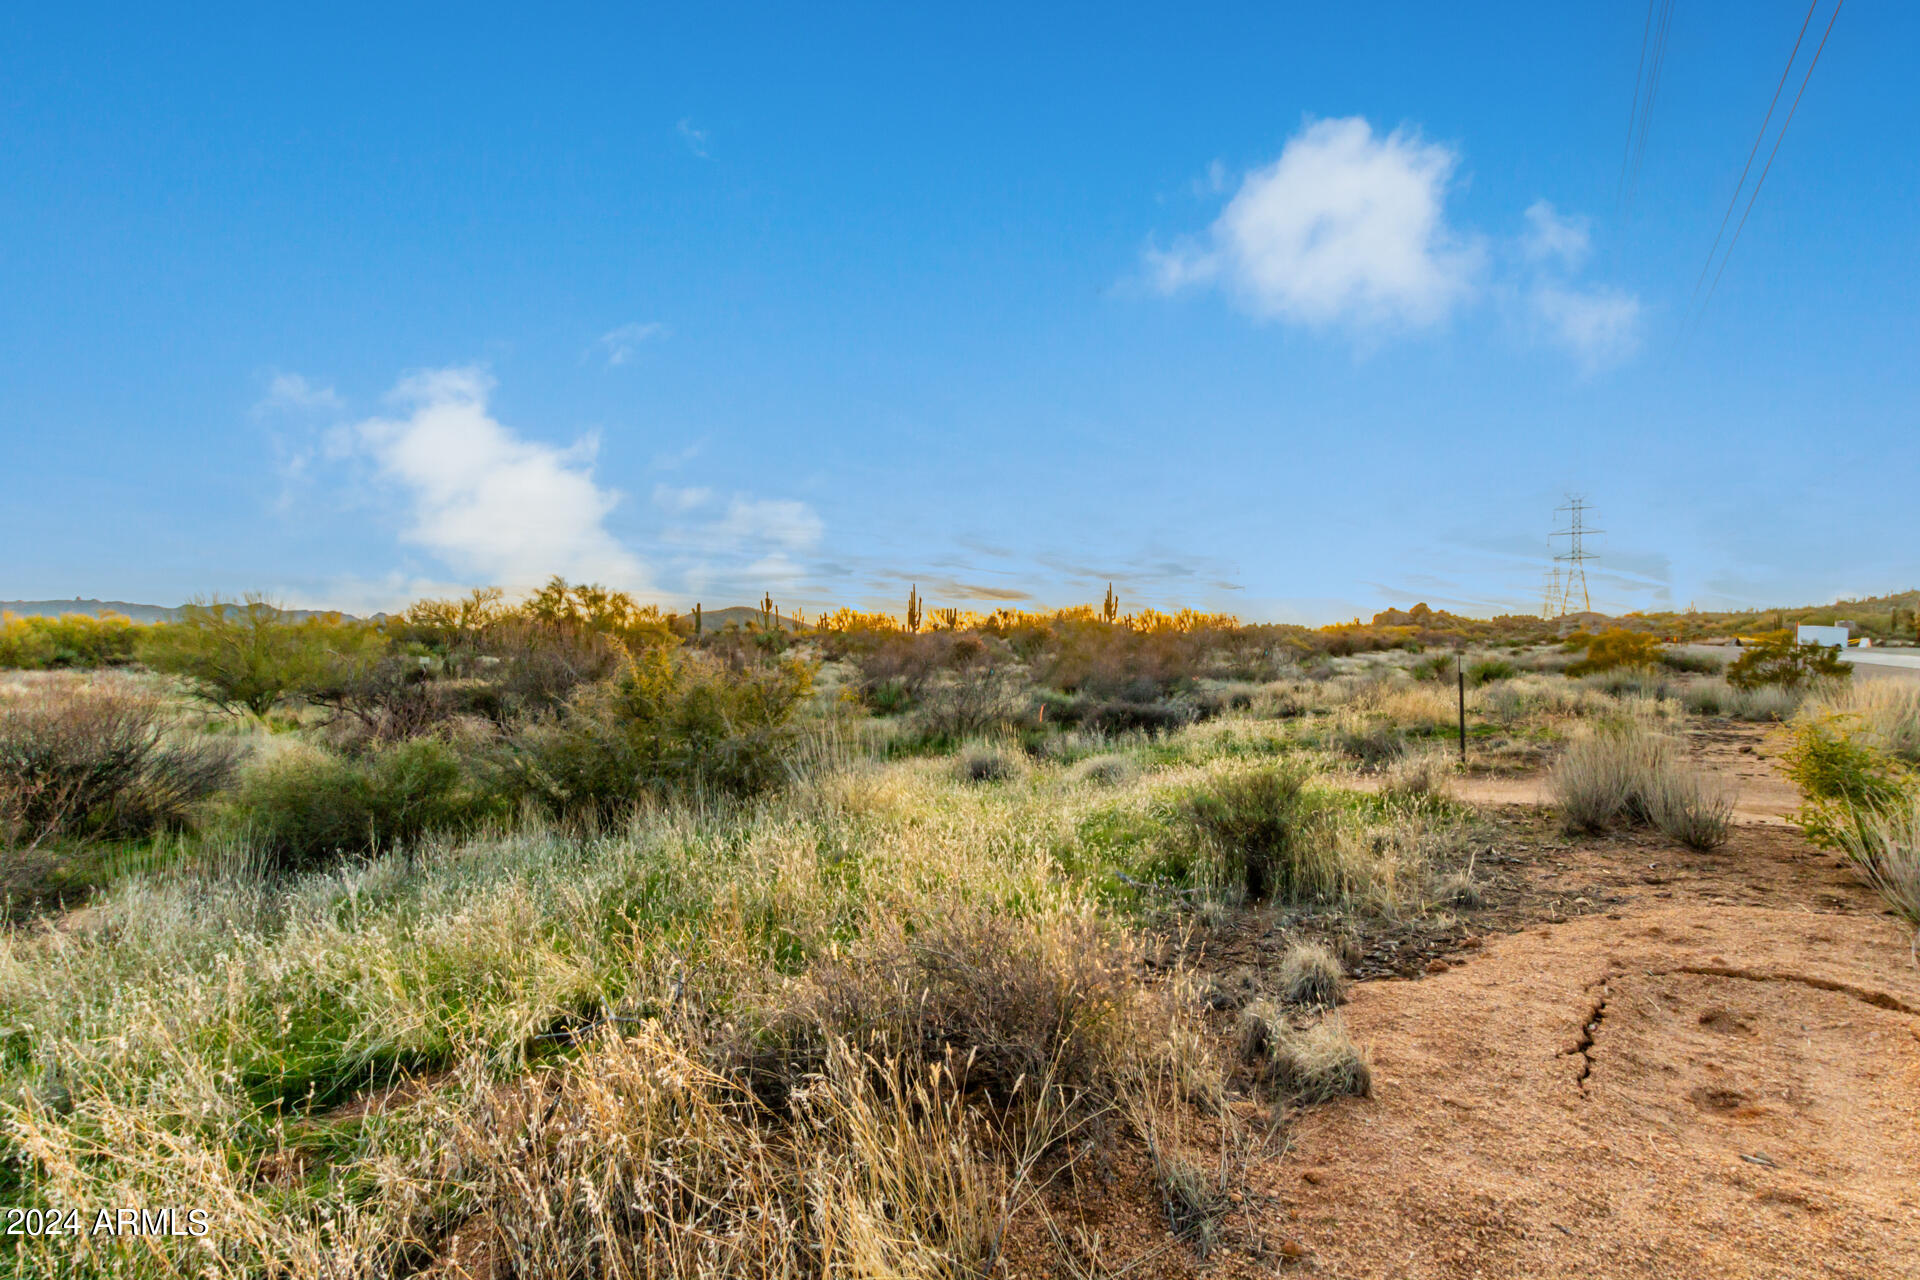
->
left=140, top=596, right=387, bottom=716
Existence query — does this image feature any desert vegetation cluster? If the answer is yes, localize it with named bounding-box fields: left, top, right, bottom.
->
left=0, top=583, right=1914, bottom=1276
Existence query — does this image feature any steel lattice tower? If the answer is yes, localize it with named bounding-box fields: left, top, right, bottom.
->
left=1552, top=496, right=1602, bottom=615
left=1539, top=565, right=1565, bottom=620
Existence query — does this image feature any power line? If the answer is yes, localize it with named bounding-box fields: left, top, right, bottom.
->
left=1618, top=0, right=1657, bottom=204
left=1624, top=0, right=1679, bottom=209
left=1689, top=0, right=1822, bottom=308
left=1703, top=0, right=1844, bottom=309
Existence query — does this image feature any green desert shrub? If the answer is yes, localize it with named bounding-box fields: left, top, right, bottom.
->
left=1466, top=658, right=1516, bottom=686
left=0, top=612, right=145, bottom=669
left=1181, top=764, right=1334, bottom=902
left=1781, top=716, right=1912, bottom=850
left=0, top=684, right=240, bottom=848
left=140, top=597, right=388, bottom=716
left=509, top=649, right=815, bottom=816
left=230, top=739, right=499, bottom=871
left=1726, top=634, right=1851, bottom=691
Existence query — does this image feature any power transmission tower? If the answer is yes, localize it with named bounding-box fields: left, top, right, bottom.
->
left=1539, top=565, right=1565, bottom=619
left=1553, top=496, right=1602, bottom=615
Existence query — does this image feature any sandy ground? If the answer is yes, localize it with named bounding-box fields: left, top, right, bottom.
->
left=1244, top=734, right=1920, bottom=1278
left=1272, top=896, right=1919, bottom=1278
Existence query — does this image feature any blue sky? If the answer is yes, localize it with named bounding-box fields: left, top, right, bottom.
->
left=3, top=2, right=1914, bottom=621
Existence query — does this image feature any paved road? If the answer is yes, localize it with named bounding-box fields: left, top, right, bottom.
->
left=1840, top=650, right=1920, bottom=682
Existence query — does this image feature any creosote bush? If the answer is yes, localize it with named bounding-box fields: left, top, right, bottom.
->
left=1182, top=765, right=1329, bottom=903
left=956, top=744, right=1022, bottom=784
left=1566, top=629, right=1661, bottom=677
left=228, top=739, right=500, bottom=871
left=1726, top=634, right=1851, bottom=692
left=0, top=684, right=239, bottom=848
left=510, top=648, right=814, bottom=815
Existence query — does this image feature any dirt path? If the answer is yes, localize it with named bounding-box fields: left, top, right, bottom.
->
left=1256, top=725, right=1920, bottom=1278
left=1269, top=893, right=1920, bottom=1278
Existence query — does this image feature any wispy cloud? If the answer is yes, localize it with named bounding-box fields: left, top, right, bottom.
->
left=1530, top=283, right=1643, bottom=373
left=676, top=118, right=710, bottom=158
left=1520, top=200, right=1591, bottom=269
left=589, top=321, right=671, bottom=367
left=1519, top=200, right=1641, bottom=372
left=349, top=366, right=647, bottom=590
left=255, top=371, right=343, bottom=415
left=1147, top=117, right=1482, bottom=333
left=651, top=486, right=824, bottom=598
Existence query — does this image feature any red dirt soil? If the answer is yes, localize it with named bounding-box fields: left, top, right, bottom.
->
left=1244, top=727, right=1920, bottom=1279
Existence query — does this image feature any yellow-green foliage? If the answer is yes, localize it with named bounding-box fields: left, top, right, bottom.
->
left=510, top=648, right=816, bottom=813
left=1566, top=628, right=1660, bottom=676
left=0, top=612, right=145, bottom=669
left=1782, top=715, right=1912, bottom=849
left=1726, top=632, right=1851, bottom=691
left=520, top=575, right=677, bottom=652
left=138, top=597, right=389, bottom=715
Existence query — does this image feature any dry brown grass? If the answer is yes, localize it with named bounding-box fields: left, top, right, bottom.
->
left=1276, top=940, right=1346, bottom=1007
left=1236, top=1002, right=1372, bottom=1105
left=1550, top=722, right=1734, bottom=849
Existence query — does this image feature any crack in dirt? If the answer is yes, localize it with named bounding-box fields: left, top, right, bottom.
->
left=1666, top=966, right=1920, bottom=1017
left=1566, top=979, right=1610, bottom=1091
left=1555, top=964, right=1917, bottom=1096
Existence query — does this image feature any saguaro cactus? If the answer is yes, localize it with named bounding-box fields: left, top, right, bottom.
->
left=693, top=603, right=703, bottom=637
left=907, top=585, right=922, bottom=633
left=761, top=593, right=774, bottom=629
left=1103, top=582, right=1119, bottom=624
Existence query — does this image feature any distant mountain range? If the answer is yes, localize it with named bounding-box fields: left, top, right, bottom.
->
left=0, top=599, right=812, bottom=630
left=0, top=599, right=351, bottom=623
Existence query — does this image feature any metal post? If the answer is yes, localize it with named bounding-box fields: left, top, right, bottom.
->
left=1457, top=654, right=1467, bottom=764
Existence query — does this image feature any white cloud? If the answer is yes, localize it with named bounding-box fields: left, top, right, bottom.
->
left=1530, top=284, right=1643, bottom=373
left=590, top=321, right=670, bottom=367
left=1149, top=117, right=1481, bottom=331
left=1521, top=200, right=1590, bottom=269
left=256, top=372, right=343, bottom=415
left=676, top=118, right=710, bottom=158
left=656, top=489, right=824, bottom=597
left=713, top=496, right=823, bottom=551
left=652, top=483, right=713, bottom=514
left=350, top=366, right=647, bottom=589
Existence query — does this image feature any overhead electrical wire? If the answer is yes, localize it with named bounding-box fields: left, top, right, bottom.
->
left=1622, top=0, right=1678, bottom=210
left=1618, top=0, right=1657, bottom=204
left=1701, top=0, right=1845, bottom=309
left=1689, top=0, right=1823, bottom=306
